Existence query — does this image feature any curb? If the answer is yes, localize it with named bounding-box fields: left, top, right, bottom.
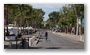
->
left=29, top=36, right=40, bottom=47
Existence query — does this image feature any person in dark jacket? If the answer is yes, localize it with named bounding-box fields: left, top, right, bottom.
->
left=45, top=31, right=48, bottom=40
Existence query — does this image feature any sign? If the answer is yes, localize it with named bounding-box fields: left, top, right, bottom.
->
left=78, top=18, right=81, bottom=24
left=81, top=18, right=84, bottom=27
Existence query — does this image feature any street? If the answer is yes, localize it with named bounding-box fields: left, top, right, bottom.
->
left=33, top=31, right=84, bottom=49
left=4, top=30, right=84, bottom=49
left=4, top=4, right=84, bottom=49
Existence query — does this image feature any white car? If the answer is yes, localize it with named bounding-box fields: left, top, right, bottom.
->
left=5, top=30, right=16, bottom=40
left=5, top=27, right=19, bottom=40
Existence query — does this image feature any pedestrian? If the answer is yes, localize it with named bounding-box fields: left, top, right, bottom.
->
left=73, top=26, right=76, bottom=35
left=71, top=27, right=74, bottom=34
left=45, top=31, right=48, bottom=40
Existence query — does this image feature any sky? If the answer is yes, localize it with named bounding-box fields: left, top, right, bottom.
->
left=31, top=4, right=65, bottom=21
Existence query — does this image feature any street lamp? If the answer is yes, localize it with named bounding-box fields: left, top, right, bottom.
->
left=5, top=4, right=12, bottom=48
left=4, top=7, right=7, bottom=41
left=6, top=5, right=9, bottom=36
left=5, top=4, right=12, bottom=36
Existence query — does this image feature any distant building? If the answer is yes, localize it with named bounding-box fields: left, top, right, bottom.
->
left=42, top=21, right=47, bottom=27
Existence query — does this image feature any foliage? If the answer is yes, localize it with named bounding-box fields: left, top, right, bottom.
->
left=4, top=4, right=45, bottom=28
left=47, top=4, right=84, bottom=29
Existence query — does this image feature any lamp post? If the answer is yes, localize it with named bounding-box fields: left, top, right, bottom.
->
left=5, top=4, right=13, bottom=49
left=6, top=5, right=9, bottom=36
left=4, top=8, right=7, bottom=41
left=6, top=4, right=12, bottom=36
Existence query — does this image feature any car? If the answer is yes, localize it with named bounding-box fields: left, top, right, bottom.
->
left=5, top=30, right=15, bottom=36
left=5, top=29, right=16, bottom=40
left=56, top=30, right=60, bottom=32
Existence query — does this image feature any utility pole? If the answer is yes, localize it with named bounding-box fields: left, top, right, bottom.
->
left=6, top=5, right=9, bottom=36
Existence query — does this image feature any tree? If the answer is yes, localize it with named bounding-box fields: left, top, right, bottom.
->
left=48, top=11, right=60, bottom=28
left=4, top=4, right=19, bottom=25
left=29, top=8, right=45, bottom=28
left=4, top=4, right=45, bottom=28
left=47, top=4, right=84, bottom=34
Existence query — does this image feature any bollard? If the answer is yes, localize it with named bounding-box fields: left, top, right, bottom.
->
left=29, top=38, right=32, bottom=47
left=22, top=38, right=25, bottom=49
left=28, top=37, right=29, bottom=48
left=80, top=35, right=84, bottom=42
left=9, top=41, right=12, bottom=48
left=28, top=36, right=37, bottom=47
left=16, top=37, right=18, bottom=49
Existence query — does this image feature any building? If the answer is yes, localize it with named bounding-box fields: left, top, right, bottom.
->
left=42, top=21, right=47, bottom=27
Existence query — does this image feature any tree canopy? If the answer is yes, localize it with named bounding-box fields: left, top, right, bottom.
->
left=4, top=4, right=45, bottom=28
left=46, top=4, right=84, bottom=29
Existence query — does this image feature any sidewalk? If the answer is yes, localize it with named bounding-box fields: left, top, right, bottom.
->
left=52, top=32, right=84, bottom=42
left=4, top=32, right=39, bottom=49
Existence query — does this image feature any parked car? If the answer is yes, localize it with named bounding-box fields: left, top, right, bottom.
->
left=4, top=30, right=15, bottom=36
left=56, top=30, right=60, bottom=32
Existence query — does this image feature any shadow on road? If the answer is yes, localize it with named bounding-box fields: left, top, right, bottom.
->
left=4, top=44, right=17, bottom=49
left=39, top=37, right=45, bottom=39
left=45, top=47, right=61, bottom=49
left=29, top=47, right=43, bottom=49
left=4, top=39, right=29, bottom=49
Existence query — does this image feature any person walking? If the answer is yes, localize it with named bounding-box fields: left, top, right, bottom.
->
left=45, top=31, right=48, bottom=40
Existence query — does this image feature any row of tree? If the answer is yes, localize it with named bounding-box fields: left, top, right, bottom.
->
left=46, top=4, right=84, bottom=30
left=4, top=4, right=45, bottom=28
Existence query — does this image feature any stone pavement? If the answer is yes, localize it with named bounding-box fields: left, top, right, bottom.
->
left=52, top=31, right=84, bottom=42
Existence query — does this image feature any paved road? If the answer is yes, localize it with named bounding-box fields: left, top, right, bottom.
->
left=4, top=30, right=84, bottom=49
left=34, top=31, right=84, bottom=49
